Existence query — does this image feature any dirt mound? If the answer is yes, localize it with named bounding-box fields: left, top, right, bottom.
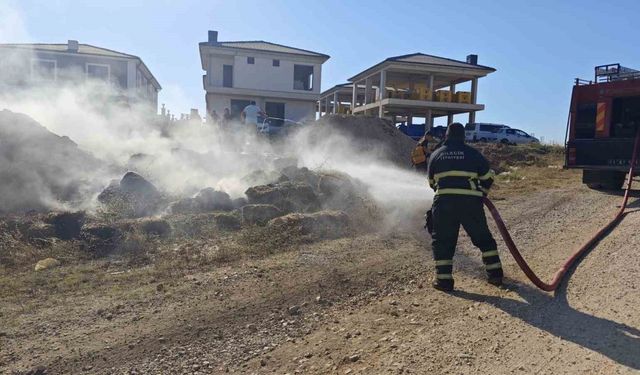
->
left=0, top=110, right=106, bottom=213
left=311, top=115, right=415, bottom=167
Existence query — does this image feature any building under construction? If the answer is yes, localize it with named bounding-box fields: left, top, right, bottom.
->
left=319, top=53, right=495, bottom=128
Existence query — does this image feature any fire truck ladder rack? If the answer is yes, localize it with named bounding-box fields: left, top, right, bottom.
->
left=595, top=63, right=640, bottom=83
left=483, top=128, right=640, bottom=292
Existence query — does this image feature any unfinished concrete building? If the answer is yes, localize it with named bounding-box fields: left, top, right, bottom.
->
left=320, top=53, right=495, bottom=128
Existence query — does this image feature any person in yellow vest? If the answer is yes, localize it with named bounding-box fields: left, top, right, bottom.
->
left=411, top=129, right=443, bottom=172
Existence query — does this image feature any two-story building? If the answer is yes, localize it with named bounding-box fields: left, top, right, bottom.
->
left=199, top=30, right=329, bottom=123
left=0, top=40, right=161, bottom=110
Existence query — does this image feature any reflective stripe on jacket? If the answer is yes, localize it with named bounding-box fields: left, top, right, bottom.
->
left=427, top=139, right=494, bottom=197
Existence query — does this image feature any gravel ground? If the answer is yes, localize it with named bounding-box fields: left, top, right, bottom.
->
left=1, top=183, right=639, bottom=374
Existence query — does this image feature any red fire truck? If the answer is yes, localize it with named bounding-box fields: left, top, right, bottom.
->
left=565, top=64, right=640, bottom=189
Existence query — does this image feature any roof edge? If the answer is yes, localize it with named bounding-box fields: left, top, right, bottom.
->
left=199, top=40, right=330, bottom=60
left=348, top=53, right=496, bottom=81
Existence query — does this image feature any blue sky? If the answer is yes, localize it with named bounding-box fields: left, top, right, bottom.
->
left=2, top=0, right=639, bottom=142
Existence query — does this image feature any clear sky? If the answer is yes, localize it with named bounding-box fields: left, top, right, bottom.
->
left=2, top=0, right=639, bottom=142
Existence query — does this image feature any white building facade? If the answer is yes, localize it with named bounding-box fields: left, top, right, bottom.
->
left=0, top=40, right=161, bottom=110
left=199, top=31, right=329, bottom=122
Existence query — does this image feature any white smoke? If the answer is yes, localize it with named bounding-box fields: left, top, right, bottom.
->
left=0, top=75, right=433, bottom=225
left=0, top=2, right=433, bottom=226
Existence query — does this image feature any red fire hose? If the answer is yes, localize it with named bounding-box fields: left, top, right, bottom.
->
left=483, top=130, right=640, bottom=292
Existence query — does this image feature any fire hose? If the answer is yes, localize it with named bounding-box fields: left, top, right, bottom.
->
left=482, top=130, right=640, bottom=291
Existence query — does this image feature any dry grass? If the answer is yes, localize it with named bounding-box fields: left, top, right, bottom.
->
left=475, top=143, right=581, bottom=199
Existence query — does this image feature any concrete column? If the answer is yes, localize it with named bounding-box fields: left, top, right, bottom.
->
left=365, top=77, right=372, bottom=104
left=447, top=112, right=454, bottom=125
left=469, top=111, right=476, bottom=124
left=407, top=115, right=413, bottom=125
left=469, top=78, right=478, bottom=124
left=332, top=92, right=338, bottom=114
left=471, top=78, right=478, bottom=104
left=351, top=82, right=357, bottom=113
left=317, top=100, right=321, bottom=118
left=379, top=70, right=387, bottom=101
left=425, top=109, right=433, bottom=131
left=427, top=74, right=434, bottom=94
left=325, top=97, right=330, bottom=117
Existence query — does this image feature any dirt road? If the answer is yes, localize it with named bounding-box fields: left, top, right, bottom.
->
left=2, top=181, right=639, bottom=374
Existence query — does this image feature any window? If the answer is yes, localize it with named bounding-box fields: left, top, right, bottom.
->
left=230, top=99, right=251, bottom=119
left=480, top=124, right=502, bottom=133
left=611, top=96, right=640, bottom=138
left=464, top=123, right=476, bottom=131
left=31, top=59, right=56, bottom=80
left=516, top=130, right=528, bottom=137
left=575, top=103, right=596, bottom=139
left=265, top=102, right=285, bottom=126
left=272, top=59, right=280, bottom=67
left=223, top=65, right=233, bottom=88
left=505, top=129, right=515, bottom=135
left=87, top=63, right=110, bottom=81
left=247, top=57, right=255, bottom=64
left=293, top=65, right=314, bottom=91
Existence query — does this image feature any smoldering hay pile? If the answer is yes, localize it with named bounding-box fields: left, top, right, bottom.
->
left=0, top=109, right=433, bottom=254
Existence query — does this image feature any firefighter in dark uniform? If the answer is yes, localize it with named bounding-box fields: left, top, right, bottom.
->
left=427, top=123, right=503, bottom=292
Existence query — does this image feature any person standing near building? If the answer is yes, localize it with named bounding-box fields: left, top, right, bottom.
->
left=241, top=101, right=266, bottom=129
left=426, top=122, right=503, bottom=292
left=222, top=108, right=232, bottom=129
left=210, top=109, right=220, bottom=125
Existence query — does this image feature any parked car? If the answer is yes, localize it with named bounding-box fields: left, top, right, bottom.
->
left=464, top=123, right=510, bottom=142
left=496, top=128, right=539, bottom=144
left=397, top=123, right=425, bottom=141
left=258, top=117, right=303, bottom=137
left=397, top=123, right=447, bottom=141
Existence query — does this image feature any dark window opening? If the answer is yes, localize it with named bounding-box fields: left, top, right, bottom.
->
left=293, top=65, right=314, bottom=91
left=273, top=59, right=280, bottom=67
left=247, top=57, right=255, bottom=64
left=611, top=96, right=640, bottom=138
left=32, top=60, right=56, bottom=80
left=479, top=124, right=503, bottom=133
left=223, top=65, right=233, bottom=88
left=230, top=99, right=251, bottom=119
left=574, top=103, right=596, bottom=139
left=87, top=64, right=109, bottom=81
left=265, top=102, right=285, bottom=126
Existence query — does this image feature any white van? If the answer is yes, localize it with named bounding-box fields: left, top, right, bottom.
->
left=465, top=123, right=510, bottom=142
